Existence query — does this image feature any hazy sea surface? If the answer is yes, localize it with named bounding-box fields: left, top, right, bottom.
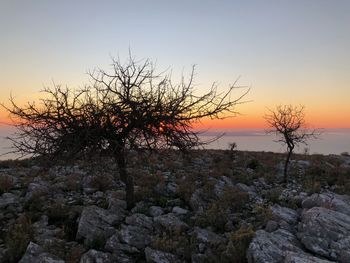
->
left=202, top=129, right=350, bottom=155
left=0, top=127, right=349, bottom=160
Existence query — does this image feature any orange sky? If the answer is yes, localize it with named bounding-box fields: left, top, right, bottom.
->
left=1, top=102, right=348, bottom=130
left=197, top=110, right=350, bottom=130
left=0, top=80, right=349, bottom=129
left=1, top=1, right=349, bottom=130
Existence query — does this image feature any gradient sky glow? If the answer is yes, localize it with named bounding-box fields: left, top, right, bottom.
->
left=1, top=0, right=349, bottom=128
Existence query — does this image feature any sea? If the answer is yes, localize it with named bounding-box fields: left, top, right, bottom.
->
left=0, top=127, right=349, bottom=160
left=200, top=129, right=350, bottom=155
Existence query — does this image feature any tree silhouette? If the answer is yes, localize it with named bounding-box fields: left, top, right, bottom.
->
left=264, top=105, right=319, bottom=182
left=4, top=56, right=249, bottom=209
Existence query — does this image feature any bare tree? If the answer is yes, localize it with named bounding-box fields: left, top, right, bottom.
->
left=3, top=56, right=249, bottom=209
left=264, top=105, right=319, bottom=183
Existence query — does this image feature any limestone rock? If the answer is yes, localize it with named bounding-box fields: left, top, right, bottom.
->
left=191, top=253, right=207, bottom=263
left=76, top=206, right=121, bottom=245
left=119, top=224, right=152, bottom=250
left=25, top=182, right=49, bottom=202
left=265, top=220, right=279, bottom=233
left=172, top=206, right=189, bottom=215
left=19, top=242, right=64, bottom=263
left=189, top=189, right=207, bottom=212
left=193, top=227, right=226, bottom=248
left=302, top=193, right=350, bottom=216
left=247, top=229, right=303, bottom=263
left=80, top=249, right=114, bottom=263
left=284, top=251, right=334, bottom=263
left=125, top=213, right=153, bottom=232
left=236, top=183, right=257, bottom=199
left=144, top=247, right=180, bottom=263
left=32, top=215, right=61, bottom=241
left=213, top=176, right=234, bottom=198
left=166, top=182, right=178, bottom=194
left=154, top=213, right=189, bottom=233
left=0, top=193, right=19, bottom=209
left=149, top=206, right=164, bottom=217
left=105, top=233, right=139, bottom=254
left=107, top=197, right=127, bottom=213
left=270, top=204, right=299, bottom=225
left=298, top=206, right=350, bottom=261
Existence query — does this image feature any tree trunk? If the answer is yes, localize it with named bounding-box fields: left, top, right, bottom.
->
left=283, top=149, right=293, bottom=183
left=116, top=153, right=135, bottom=210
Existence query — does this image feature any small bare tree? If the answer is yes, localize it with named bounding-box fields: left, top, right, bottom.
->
left=3, top=56, right=248, bottom=209
left=264, top=105, right=318, bottom=182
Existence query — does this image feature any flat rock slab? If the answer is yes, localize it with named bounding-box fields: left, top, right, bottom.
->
left=119, top=224, right=152, bottom=250
left=105, top=233, right=140, bottom=254
left=247, top=229, right=304, bottom=263
left=302, top=193, right=350, bottom=216
left=125, top=213, right=153, bottom=232
left=144, top=247, right=180, bottom=263
left=284, top=252, right=334, bottom=263
left=154, top=213, right=189, bottom=233
left=148, top=206, right=164, bottom=217
left=193, top=227, right=226, bottom=247
left=298, top=206, right=350, bottom=262
left=270, top=204, right=299, bottom=225
left=19, top=242, right=64, bottom=263
left=76, top=205, right=122, bottom=245
left=80, top=249, right=115, bottom=263
left=0, top=193, right=20, bottom=209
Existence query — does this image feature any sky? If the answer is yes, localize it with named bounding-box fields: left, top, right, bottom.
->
left=0, top=0, right=349, bottom=129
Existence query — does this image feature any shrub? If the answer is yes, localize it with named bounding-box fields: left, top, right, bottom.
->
left=219, top=186, right=249, bottom=211
left=65, top=245, right=86, bottom=263
left=232, top=168, right=254, bottom=185
left=229, top=142, right=237, bottom=152
left=47, top=202, right=70, bottom=226
left=41, top=238, right=67, bottom=260
left=89, top=172, right=114, bottom=192
left=196, top=202, right=229, bottom=232
left=62, top=209, right=81, bottom=241
left=0, top=175, right=14, bottom=194
left=151, top=233, right=192, bottom=261
left=264, top=172, right=276, bottom=185
left=264, top=187, right=283, bottom=204
left=153, top=196, right=168, bottom=207
left=65, top=173, right=82, bottom=192
left=196, top=186, right=249, bottom=232
left=222, top=225, right=255, bottom=263
left=246, top=159, right=260, bottom=170
left=253, top=205, right=272, bottom=228
left=176, top=175, right=197, bottom=204
left=0, top=159, right=32, bottom=169
left=24, top=191, right=46, bottom=214
left=209, top=153, right=233, bottom=179
left=302, top=165, right=325, bottom=194
left=280, top=198, right=302, bottom=210
left=87, top=233, right=106, bottom=250
left=132, top=168, right=166, bottom=201
left=5, top=214, right=33, bottom=262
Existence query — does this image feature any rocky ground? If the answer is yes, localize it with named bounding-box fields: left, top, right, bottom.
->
left=0, top=150, right=350, bottom=262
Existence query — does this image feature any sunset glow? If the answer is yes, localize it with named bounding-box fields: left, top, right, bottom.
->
left=0, top=1, right=349, bottom=130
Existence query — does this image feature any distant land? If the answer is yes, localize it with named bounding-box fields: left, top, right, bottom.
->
left=0, top=126, right=349, bottom=159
